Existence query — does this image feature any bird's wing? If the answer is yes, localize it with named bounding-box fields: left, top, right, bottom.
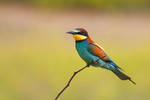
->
left=87, top=43, right=111, bottom=62
left=88, top=43, right=122, bottom=70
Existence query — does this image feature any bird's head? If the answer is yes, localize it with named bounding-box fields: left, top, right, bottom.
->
left=66, top=28, right=89, bottom=41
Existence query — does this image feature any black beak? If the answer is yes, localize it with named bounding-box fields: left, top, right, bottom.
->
left=66, top=31, right=75, bottom=34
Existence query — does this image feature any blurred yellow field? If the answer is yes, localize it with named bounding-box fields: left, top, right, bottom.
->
left=0, top=3, right=150, bottom=100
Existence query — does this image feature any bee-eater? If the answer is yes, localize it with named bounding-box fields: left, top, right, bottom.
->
left=67, top=28, right=136, bottom=84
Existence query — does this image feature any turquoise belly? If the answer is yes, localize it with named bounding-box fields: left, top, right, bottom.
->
left=76, top=40, right=99, bottom=65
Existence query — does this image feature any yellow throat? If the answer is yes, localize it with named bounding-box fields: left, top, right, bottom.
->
left=73, top=34, right=87, bottom=41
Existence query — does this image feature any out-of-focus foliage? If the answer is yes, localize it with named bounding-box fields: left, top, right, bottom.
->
left=1, top=0, right=150, bottom=10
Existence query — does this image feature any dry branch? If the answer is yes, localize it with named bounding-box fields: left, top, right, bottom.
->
left=54, top=64, right=90, bottom=100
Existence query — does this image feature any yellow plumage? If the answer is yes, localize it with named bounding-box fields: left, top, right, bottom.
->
left=73, top=35, right=87, bottom=41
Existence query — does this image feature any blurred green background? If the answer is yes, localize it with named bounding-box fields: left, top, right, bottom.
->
left=0, top=1, right=150, bottom=100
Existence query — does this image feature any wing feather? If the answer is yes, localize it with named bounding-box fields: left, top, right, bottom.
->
left=88, top=43, right=122, bottom=70
left=88, top=43, right=110, bottom=62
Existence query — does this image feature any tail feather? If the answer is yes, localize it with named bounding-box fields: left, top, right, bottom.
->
left=108, top=61, right=124, bottom=71
left=112, top=70, right=136, bottom=85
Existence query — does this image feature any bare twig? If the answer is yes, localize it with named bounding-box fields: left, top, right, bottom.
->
left=54, top=64, right=90, bottom=100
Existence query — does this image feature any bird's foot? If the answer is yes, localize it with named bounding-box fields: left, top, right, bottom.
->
left=86, top=64, right=90, bottom=67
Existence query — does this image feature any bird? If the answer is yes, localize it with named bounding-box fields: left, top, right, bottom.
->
left=66, top=28, right=136, bottom=85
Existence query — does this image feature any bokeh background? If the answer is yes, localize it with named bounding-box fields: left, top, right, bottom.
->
left=0, top=0, right=150, bottom=100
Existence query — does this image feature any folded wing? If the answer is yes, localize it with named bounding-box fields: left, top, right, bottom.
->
left=88, top=43, right=110, bottom=62
left=87, top=43, right=122, bottom=70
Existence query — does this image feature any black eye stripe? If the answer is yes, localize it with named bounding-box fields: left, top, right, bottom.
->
left=76, top=32, right=87, bottom=36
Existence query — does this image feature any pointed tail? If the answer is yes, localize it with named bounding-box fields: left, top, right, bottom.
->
left=112, top=70, right=136, bottom=85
